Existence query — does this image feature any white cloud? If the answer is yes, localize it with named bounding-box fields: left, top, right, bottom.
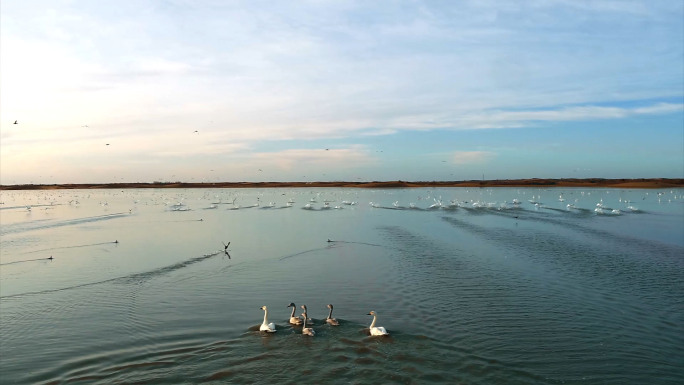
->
left=452, top=151, right=496, bottom=164
left=250, top=147, right=374, bottom=171
left=1, top=0, right=681, bottom=183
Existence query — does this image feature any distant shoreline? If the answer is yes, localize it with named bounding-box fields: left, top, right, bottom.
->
left=1, top=178, right=682, bottom=190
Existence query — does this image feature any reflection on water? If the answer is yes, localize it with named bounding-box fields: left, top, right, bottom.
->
left=1, top=187, right=683, bottom=384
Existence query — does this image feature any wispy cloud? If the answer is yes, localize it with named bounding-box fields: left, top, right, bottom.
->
left=250, top=147, right=374, bottom=171
left=452, top=151, right=496, bottom=165
left=1, top=0, right=681, bottom=183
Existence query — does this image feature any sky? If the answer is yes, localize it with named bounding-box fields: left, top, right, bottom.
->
left=1, top=0, right=682, bottom=184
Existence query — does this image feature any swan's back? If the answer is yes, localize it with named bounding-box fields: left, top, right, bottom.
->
left=326, top=318, right=340, bottom=326
left=260, top=322, right=276, bottom=332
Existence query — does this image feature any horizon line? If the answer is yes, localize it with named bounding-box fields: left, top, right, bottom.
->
left=2, top=178, right=683, bottom=190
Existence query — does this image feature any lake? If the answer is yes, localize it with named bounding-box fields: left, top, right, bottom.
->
left=1, top=187, right=682, bottom=384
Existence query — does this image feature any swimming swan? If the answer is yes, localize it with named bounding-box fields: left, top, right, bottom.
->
left=300, top=305, right=314, bottom=324
left=301, top=312, right=315, bottom=336
left=367, top=311, right=389, bottom=336
left=259, top=306, right=276, bottom=333
left=326, top=304, right=339, bottom=326
left=287, top=302, right=303, bottom=325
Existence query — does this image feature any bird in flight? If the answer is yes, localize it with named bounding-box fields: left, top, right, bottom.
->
left=222, top=241, right=231, bottom=258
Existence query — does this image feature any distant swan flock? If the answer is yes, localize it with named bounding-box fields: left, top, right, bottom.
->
left=259, top=303, right=389, bottom=337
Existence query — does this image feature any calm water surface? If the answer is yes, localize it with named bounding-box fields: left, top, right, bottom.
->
left=1, top=187, right=682, bottom=384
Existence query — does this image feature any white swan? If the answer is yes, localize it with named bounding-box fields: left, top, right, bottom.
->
left=287, top=302, right=303, bottom=325
left=326, top=304, right=339, bottom=326
left=259, top=306, right=276, bottom=333
left=301, top=311, right=315, bottom=336
left=367, top=311, right=389, bottom=336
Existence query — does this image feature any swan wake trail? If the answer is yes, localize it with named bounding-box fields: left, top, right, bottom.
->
left=21, top=241, right=119, bottom=255
left=0, top=251, right=224, bottom=299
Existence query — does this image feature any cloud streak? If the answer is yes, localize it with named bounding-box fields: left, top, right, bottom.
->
left=1, top=0, right=682, bottom=183
left=452, top=151, right=496, bottom=165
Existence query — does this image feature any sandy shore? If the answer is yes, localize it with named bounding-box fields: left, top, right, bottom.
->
left=1, top=178, right=682, bottom=190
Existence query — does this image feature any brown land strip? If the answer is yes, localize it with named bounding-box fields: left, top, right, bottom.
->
left=1, top=178, right=682, bottom=190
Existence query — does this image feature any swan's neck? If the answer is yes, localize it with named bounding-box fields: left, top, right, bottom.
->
left=369, top=314, right=377, bottom=329
left=327, top=307, right=333, bottom=319
left=302, top=313, right=307, bottom=328
left=262, top=309, right=269, bottom=324
left=290, top=306, right=295, bottom=318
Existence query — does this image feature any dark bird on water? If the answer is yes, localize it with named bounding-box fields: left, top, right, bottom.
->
left=222, top=241, right=231, bottom=258
left=48, top=256, right=53, bottom=260
left=14, top=120, right=18, bottom=124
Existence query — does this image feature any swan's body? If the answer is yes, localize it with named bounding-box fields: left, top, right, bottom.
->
left=301, top=312, right=315, bottom=336
left=300, top=305, right=314, bottom=324
left=367, top=311, right=389, bottom=336
left=287, top=302, right=302, bottom=325
left=326, top=304, right=339, bottom=326
left=259, top=306, right=276, bottom=332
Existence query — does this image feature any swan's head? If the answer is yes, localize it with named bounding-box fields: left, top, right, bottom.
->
left=287, top=302, right=295, bottom=308
left=301, top=304, right=307, bottom=310
left=261, top=306, right=268, bottom=311
left=327, top=304, right=334, bottom=309
left=367, top=311, right=377, bottom=316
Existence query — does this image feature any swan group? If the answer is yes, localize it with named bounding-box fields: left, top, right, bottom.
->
left=257, top=304, right=389, bottom=337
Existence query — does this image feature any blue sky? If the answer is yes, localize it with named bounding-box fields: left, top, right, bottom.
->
left=1, top=0, right=682, bottom=184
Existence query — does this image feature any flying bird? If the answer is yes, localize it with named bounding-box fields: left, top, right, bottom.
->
left=222, top=241, right=231, bottom=258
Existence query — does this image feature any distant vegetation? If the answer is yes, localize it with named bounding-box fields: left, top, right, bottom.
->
left=1, top=178, right=682, bottom=190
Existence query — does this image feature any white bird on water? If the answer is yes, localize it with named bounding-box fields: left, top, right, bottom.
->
left=301, top=311, right=315, bottom=336
left=259, top=306, right=276, bottom=332
left=367, top=311, right=389, bottom=336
